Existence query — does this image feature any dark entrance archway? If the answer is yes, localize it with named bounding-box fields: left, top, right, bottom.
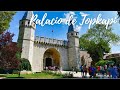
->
left=45, top=58, right=52, bottom=67
left=43, top=48, right=61, bottom=70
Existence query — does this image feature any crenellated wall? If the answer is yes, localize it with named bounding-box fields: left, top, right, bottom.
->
left=34, top=36, right=68, bottom=47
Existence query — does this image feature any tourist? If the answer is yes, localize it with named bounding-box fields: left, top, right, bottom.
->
left=88, top=65, right=93, bottom=78
left=114, top=64, right=118, bottom=78
left=107, top=65, right=111, bottom=78
left=80, top=65, right=82, bottom=72
left=83, top=65, right=87, bottom=78
left=117, top=64, right=120, bottom=78
left=104, top=64, right=107, bottom=76
left=97, top=66, right=100, bottom=75
left=80, top=65, right=84, bottom=77
left=45, top=66, right=48, bottom=70
left=100, top=65, right=102, bottom=75
left=110, top=65, right=116, bottom=78
left=93, top=66, right=97, bottom=78
left=101, top=66, right=105, bottom=78
left=90, top=66, right=96, bottom=78
left=55, top=66, right=58, bottom=70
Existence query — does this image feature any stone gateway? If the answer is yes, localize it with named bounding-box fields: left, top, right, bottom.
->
left=17, top=11, right=92, bottom=72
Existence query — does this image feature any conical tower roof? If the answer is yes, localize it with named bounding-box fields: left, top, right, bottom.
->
left=22, top=11, right=33, bottom=20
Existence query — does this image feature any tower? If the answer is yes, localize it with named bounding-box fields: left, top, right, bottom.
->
left=17, top=11, right=36, bottom=70
left=67, top=21, right=80, bottom=70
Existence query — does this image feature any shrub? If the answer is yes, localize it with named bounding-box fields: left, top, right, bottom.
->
left=20, top=58, right=31, bottom=71
left=12, top=69, right=19, bottom=74
left=0, top=68, right=5, bottom=74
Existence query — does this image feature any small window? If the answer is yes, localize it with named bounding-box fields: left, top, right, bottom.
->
left=76, top=33, right=78, bottom=35
left=71, top=33, right=73, bottom=35
left=22, top=22, right=23, bottom=24
left=28, top=21, right=30, bottom=25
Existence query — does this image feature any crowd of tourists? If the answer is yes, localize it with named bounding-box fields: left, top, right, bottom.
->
left=44, top=66, right=59, bottom=71
left=80, top=64, right=120, bottom=78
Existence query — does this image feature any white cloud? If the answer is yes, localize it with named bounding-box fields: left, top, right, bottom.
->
left=79, top=12, right=89, bottom=17
left=74, top=25, right=82, bottom=32
left=62, top=11, right=77, bottom=25
left=64, top=11, right=76, bottom=19
left=63, top=11, right=82, bottom=32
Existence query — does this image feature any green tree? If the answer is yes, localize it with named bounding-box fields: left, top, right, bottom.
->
left=80, top=24, right=120, bottom=63
left=0, top=11, right=16, bottom=34
left=20, top=58, right=31, bottom=71
left=95, top=60, right=107, bottom=66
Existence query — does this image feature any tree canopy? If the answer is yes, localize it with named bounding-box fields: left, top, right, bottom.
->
left=0, top=32, right=21, bottom=70
left=0, top=11, right=16, bottom=34
left=80, top=24, right=120, bottom=63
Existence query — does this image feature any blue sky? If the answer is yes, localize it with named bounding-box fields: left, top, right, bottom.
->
left=9, top=11, right=120, bottom=54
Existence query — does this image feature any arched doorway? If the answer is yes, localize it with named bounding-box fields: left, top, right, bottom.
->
left=43, top=48, right=61, bottom=70
left=45, top=58, right=52, bottom=67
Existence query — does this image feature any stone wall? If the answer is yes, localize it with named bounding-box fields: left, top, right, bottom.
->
left=80, top=50, right=92, bottom=68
